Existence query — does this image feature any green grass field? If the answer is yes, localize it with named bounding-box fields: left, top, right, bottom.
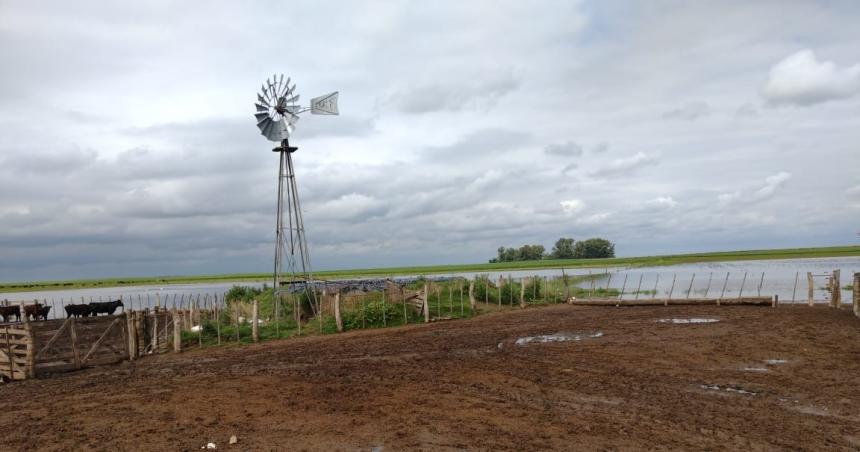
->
left=1, top=245, right=858, bottom=293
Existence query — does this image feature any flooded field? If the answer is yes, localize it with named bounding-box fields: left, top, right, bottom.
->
left=2, top=257, right=858, bottom=319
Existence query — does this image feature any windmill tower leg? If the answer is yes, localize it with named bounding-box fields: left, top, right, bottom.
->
left=273, top=148, right=287, bottom=336
left=273, top=140, right=319, bottom=335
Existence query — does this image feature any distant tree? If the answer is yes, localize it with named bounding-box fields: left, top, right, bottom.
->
left=494, top=246, right=521, bottom=262
left=551, top=238, right=576, bottom=259
left=573, top=238, right=615, bottom=258
left=517, top=244, right=545, bottom=261
left=492, top=244, right=544, bottom=262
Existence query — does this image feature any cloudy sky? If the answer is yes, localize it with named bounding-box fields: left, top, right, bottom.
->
left=1, top=1, right=859, bottom=281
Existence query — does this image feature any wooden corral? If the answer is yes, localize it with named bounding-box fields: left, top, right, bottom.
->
left=0, top=310, right=178, bottom=381
left=1, top=314, right=128, bottom=380
left=31, top=315, right=128, bottom=376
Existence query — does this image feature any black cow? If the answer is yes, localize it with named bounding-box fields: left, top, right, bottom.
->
left=0, top=305, right=20, bottom=323
left=88, top=300, right=124, bottom=316
left=64, top=304, right=91, bottom=318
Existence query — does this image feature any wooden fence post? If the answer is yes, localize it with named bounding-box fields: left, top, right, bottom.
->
left=469, top=280, right=476, bottom=311
left=235, top=302, right=241, bottom=342
left=334, top=293, right=343, bottom=332
left=423, top=283, right=430, bottom=323
left=807, top=272, right=814, bottom=306
left=519, top=279, right=526, bottom=308
left=215, top=302, right=221, bottom=346
left=853, top=272, right=859, bottom=318
left=497, top=276, right=503, bottom=309
left=172, top=309, right=181, bottom=352
left=69, top=317, right=81, bottom=370
left=252, top=298, right=259, bottom=342
left=127, top=311, right=137, bottom=360
left=19, top=301, right=35, bottom=378
left=792, top=271, right=799, bottom=302
left=831, top=269, right=841, bottom=309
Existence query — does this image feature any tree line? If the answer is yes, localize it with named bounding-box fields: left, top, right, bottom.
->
left=489, top=237, right=615, bottom=263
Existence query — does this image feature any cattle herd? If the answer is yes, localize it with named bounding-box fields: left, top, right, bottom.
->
left=0, top=299, right=124, bottom=323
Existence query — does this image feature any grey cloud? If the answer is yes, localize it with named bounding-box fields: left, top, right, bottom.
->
left=421, top=128, right=531, bottom=161
left=662, top=101, right=711, bottom=121
left=1, top=1, right=860, bottom=281
left=3, top=148, right=98, bottom=173
left=544, top=141, right=583, bottom=157
left=561, top=163, right=578, bottom=175
left=383, top=72, right=520, bottom=114
left=735, top=103, right=759, bottom=117
left=592, top=142, right=609, bottom=153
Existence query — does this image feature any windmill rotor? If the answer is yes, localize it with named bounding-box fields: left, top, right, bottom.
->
left=253, top=73, right=338, bottom=142
left=255, top=75, right=304, bottom=142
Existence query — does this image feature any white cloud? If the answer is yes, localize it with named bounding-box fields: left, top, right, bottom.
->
left=590, top=152, right=660, bottom=178
left=717, top=191, right=741, bottom=206
left=578, top=212, right=611, bottom=224
left=647, top=196, right=677, bottom=209
left=560, top=199, right=585, bottom=214
left=718, top=172, right=792, bottom=206
left=752, top=172, right=792, bottom=200
left=761, top=49, right=860, bottom=106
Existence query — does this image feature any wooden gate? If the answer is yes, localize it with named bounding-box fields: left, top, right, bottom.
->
left=31, top=315, right=128, bottom=376
left=0, top=325, right=29, bottom=381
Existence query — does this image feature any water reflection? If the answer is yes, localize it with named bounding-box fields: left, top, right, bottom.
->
left=1, top=256, right=857, bottom=319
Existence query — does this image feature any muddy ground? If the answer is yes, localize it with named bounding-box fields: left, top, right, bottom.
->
left=2, top=304, right=859, bottom=451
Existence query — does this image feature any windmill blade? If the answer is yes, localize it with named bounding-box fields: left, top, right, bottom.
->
left=267, top=80, right=275, bottom=102
left=276, top=74, right=284, bottom=98
left=254, top=112, right=270, bottom=123
left=262, top=119, right=274, bottom=137
left=285, top=94, right=300, bottom=104
left=275, top=118, right=290, bottom=140
left=257, top=116, right=272, bottom=132
left=257, top=93, right=270, bottom=107
left=281, top=77, right=290, bottom=96
left=255, top=103, right=268, bottom=112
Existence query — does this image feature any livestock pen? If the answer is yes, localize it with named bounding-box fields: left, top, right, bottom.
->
left=2, top=271, right=858, bottom=382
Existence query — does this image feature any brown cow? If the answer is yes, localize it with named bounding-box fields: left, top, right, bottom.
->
left=24, top=303, right=51, bottom=321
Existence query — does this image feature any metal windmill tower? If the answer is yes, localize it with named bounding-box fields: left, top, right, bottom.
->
left=254, top=74, right=338, bottom=328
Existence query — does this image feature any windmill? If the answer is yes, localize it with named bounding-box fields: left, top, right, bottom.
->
left=254, top=74, right=338, bottom=331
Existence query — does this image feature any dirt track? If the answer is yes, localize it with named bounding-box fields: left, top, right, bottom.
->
left=2, top=304, right=860, bottom=451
